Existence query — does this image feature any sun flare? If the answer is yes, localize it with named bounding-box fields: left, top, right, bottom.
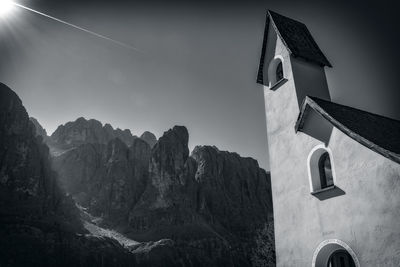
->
left=0, top=0, right=14, bottom=17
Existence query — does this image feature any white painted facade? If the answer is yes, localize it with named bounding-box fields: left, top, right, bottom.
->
left=262, top=21, right=400, bottom=266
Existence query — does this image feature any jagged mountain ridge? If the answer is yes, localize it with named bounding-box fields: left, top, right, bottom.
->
left=48, top=116, right=158, bottom=150
left=4, top=83, right=241, bottom=267
left=22, top=85, right=274, bottom=265
left=52, top=137, right=152, bottom=226
left=46, top=118, right=273, bottom=266
left=0, top=83, right=144, bottom=267
left=4, top=83, right=266, bottom=267
left=127, top=126, right=272, bottom=266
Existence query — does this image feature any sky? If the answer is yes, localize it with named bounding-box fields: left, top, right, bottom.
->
left=0, top=0, right=399, bottom=170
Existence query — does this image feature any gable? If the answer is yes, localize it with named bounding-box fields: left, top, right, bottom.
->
left=257, top=10, right=331, bottom=85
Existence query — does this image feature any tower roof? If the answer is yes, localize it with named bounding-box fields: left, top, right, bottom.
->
left=257, top=10, right=331, bottom=84
left=295, top=96, right=400, bottom=164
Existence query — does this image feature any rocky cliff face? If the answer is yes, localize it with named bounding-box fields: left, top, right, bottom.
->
left=126, top=126, right=273, bottom=266
left=0, top=83, right=78, bottom=227
left=146, top=126, right=190, bottom=208
left=49, top=122, right=273, bottom=266
left=0, top=83, right=144, bottom=267
left=53, top=137, right=151, bottom=226
left=191, top=145, right=273, bottom=236
left=27, top=100, right=273, bottom=265
left=30, top=117, right=49, bottom=141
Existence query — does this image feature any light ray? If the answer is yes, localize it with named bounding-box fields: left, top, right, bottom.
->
left=12, top=3, right=142, bottom=53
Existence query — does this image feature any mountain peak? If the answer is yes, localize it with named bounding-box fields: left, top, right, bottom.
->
left=75, top=116, right=87, bottom=123
left=172, top=125, right=188, bottom=137
left=140, top=131, right=157, bottom=148
left=0, top=83, right=33, bottom=137
left=0, top=83, right=21, bottom=104
left=50, top=118, right=138, bottom=149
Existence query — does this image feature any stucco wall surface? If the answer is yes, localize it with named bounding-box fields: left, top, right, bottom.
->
left=263, top=28, right=400, bottom=267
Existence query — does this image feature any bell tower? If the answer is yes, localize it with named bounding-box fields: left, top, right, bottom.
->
left=257, top=10, right=332, bottom=104
left=257, top=10, right=334, bottom=266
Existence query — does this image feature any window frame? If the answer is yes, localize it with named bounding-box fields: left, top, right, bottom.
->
left=267, top=55, right=287, bottom=90
left=307, top=144, right=337, bottom=194
left=318, top=152, right=334, bottom=189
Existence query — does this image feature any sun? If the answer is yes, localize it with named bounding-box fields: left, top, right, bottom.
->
left=0, top=0, right=14, bottom=17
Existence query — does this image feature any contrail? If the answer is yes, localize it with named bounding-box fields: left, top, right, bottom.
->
left=13, top=3, right=142, bottom=53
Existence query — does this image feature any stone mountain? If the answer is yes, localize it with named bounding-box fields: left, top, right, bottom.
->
left=0, top=83, right=144, bottom=267
left=48, top=117, right=157, bottom=152
left=46, top=119, right=273, bottom=266
left=14, top=84, right=274, bottom=266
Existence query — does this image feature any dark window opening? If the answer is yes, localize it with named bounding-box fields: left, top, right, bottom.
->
left=328, top=250, right=356, bottom=267
left=318, top=152, right=334, bottom=189
left=276, top=61, right=283, bottom=81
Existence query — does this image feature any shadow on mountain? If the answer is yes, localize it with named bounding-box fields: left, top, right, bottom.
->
left=0, top=83, right=274, bottom=266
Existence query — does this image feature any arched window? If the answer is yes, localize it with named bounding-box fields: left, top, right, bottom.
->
left=308, top=145, right=336, bottom=193
left=318, top=152, right=334, bottom=189
left=267, top=56, right=286, bottom=89
left=312, top=239, right=360, bottom=267
left=276, top=61, right=283, bottom=81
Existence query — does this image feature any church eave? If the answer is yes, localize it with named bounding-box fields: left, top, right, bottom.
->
left=256, top=15, right=270, bottom=85
left=296, top=96, right=400, bottom=164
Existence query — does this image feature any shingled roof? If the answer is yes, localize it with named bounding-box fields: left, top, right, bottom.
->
left=295, top=96, right=400, bottom=164
left=257, top=10, right=331, bottom=84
